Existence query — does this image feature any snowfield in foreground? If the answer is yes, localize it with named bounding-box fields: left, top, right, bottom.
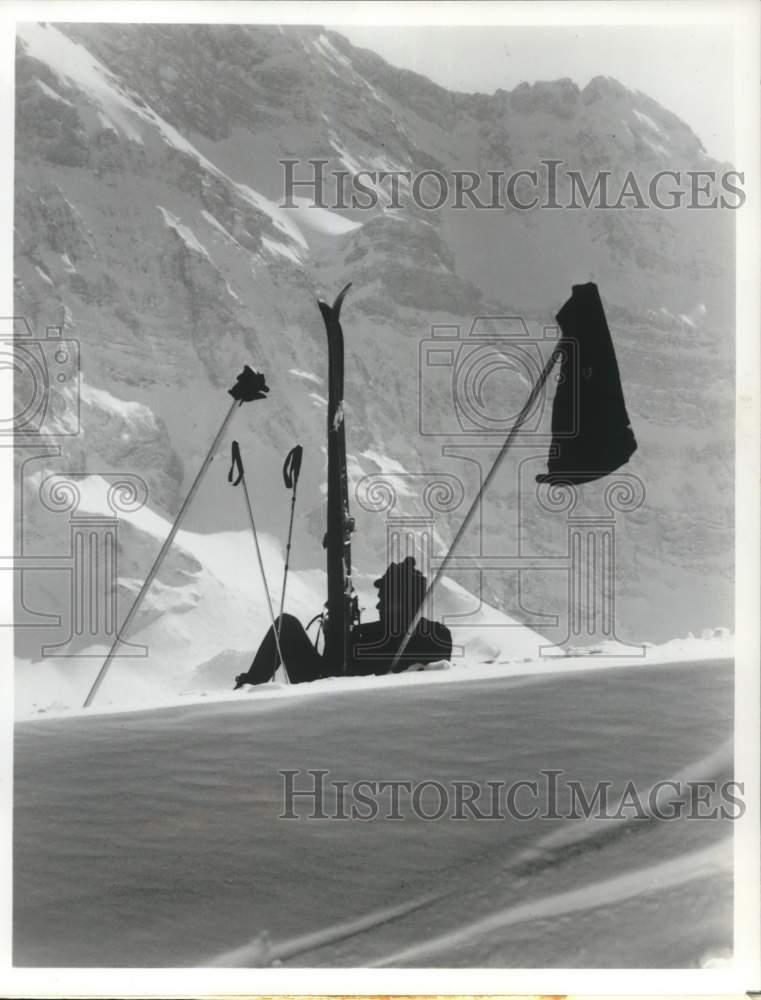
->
left=15, top=655, right=733, bottom=968
left=15, top=628, right=733, bottom=722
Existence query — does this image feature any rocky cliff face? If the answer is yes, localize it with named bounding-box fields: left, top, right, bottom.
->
left=14, top=22, right=734, bottom=665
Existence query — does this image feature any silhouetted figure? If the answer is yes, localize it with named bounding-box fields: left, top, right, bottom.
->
left=235, top=556, right=452, bottom=687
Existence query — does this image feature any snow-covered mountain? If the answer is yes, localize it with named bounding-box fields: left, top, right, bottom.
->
left=14, top=23, right=734, bottom=695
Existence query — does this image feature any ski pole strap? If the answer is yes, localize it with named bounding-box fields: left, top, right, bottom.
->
left=282, top=444, right=303, bottom=490
left=228, top=440, right=244, bottom=486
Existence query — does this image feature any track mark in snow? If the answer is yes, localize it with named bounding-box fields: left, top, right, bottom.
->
left=373, top=839, right=732, bottom=966
left=510, top=737, right=734, bottom=872
left=260, top=734, right=736, bottom=966
left=205, top=890, right=445, bottom=967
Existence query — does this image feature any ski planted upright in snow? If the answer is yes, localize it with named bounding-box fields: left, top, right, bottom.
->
left=318, top=283, right=357, bottom=675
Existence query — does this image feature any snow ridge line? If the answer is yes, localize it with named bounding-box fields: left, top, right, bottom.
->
left=371, top=838, right=732, bottom=967
left=201, top=737, right=734, bottom=968
left=203, top=889, right=447, bottom=967
left=509, top=735, right=735, bottom=872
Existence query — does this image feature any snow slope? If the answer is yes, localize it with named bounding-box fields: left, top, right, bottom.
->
left=14, top=656, right=733, bottom=967
left=14, top=465, right=733, bottom=721
left=15, top=470, right=568, bottom=720
left=16, top=22, right=319, bottom=255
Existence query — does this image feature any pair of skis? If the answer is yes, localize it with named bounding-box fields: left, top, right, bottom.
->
left=233, top=284, right=357, bottom=678
left=232, top=284, right=357, bottom=680
left=319, top=283, right=358, bottom=676
left=230, top=286, right=356, bottom=680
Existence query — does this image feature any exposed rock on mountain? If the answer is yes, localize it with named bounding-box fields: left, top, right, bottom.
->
left=14, top=22, right=734, bottom=667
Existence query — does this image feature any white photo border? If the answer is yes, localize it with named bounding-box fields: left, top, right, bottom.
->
left=0, top=1, right=758, bottom=995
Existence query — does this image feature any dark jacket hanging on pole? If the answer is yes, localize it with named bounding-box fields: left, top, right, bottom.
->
left=536, top=282, right=637, bottom=486
left=391, top=282, right=637, bottom=671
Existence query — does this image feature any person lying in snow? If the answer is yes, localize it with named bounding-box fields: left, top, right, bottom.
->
left=234, top=556, right=452, bottom=687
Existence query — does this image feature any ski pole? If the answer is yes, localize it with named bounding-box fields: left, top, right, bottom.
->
left=83, top=401, right=237, bottom=709
left=83, top=366, right=270, bottom=709
left=389, top=348, right=561, bottom=671
left=229, top=441, right=289, bottom=683
left=275, top=445, right=303, bottom=657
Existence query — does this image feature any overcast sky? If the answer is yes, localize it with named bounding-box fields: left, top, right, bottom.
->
left=336, top=25, right=734, bottom=163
